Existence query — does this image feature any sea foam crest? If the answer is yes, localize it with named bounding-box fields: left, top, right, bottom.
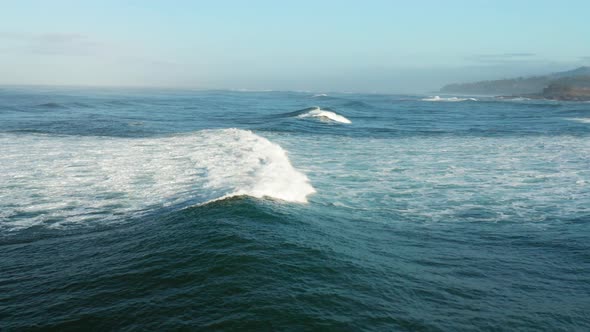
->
left=0, top=129, right=315, bottom=231
left=422, top=96, right=478, bottom=102
left=568, top=118, right=590, bottom=124
left=297, top=107, right=352, bottom=124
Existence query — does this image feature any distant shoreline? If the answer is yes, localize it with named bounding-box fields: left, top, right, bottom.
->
left=440, top=66, right=590, bottom=101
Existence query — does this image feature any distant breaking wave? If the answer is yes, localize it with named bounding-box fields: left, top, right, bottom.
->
left=422, top=96, right=478, bottom=102
left=0, top=129, right=315, bottom=231
left=567, top=118, right=590, bottom=124
left=296, top=107, right=352, bottom=124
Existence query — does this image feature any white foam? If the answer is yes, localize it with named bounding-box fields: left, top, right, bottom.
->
left=297, top=107, right=352, bottom=124
left=273, top=134, right=590, bottom=224
left=422, top=96, right=478, bottom=102
left=568, top=118, right=590, bottom=124
left=499, top=97, right=531, bottom=101
left=312, top=93, right=328, bottom=98
left=0, top=129, right=315, bottom=231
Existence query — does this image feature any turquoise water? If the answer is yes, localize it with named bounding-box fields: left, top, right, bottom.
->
left=1, top=87, right=589, bottom=330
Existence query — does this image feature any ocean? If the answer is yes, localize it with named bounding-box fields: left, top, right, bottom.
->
left=1, top=87, right=589, bottom=331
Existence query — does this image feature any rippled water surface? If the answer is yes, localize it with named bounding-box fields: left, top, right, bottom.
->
left=1, top=87, right=589, bottom=330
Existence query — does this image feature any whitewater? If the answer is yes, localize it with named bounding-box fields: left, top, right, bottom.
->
left=0, top=129, right=314, bottom=231
left=296, top=106, right=352, bottom=123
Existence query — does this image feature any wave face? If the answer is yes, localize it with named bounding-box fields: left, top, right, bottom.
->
left=422, top=96, right=478, bottom=102
left=0, top=129, right=315, bottom=231
left=296, top=107, right=352, bottom=124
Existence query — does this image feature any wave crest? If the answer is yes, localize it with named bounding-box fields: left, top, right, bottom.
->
left=422, top=96, right=478, bottom=102
left=296, top=107, right=352, bottom=124
left=0, top=129, right=315, bottom=231
left=567, top=118, right=590, bottom=124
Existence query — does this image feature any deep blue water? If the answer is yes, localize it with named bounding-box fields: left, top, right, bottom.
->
left=1, top=87, right=589, bottom=331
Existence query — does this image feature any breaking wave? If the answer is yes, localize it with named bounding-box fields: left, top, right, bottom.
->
left=422, top=96, right=478, bottom=102
left=0, top=129, right=315, bottom=231
left=568, top=118, right=590, bottom=124
left=296, top=107, right=352, bottom=124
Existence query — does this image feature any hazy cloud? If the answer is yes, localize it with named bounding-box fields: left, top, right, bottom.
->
left=0, top=32, right=105, bottom=56
left=32, top=33, right=103, bottom=55
left=468, top=53, right=537, bottom=63
left=0, top=31, right=179, bottom=65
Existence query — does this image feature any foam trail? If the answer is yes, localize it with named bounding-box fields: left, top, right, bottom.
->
left=297, top=107, right=352, bottom=124
left=422, top=96, right=477, bottom=102
left=0, top=129, right=315, bottom=231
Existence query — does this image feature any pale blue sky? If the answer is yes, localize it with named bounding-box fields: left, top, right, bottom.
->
left=1, top=0, right=589, bottom=92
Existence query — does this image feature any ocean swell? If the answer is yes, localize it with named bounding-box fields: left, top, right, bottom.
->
left=0, top=129, right=315, bottom=231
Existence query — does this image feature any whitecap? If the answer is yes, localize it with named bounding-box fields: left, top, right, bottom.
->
left=0, top=129, right=315, bottom=231
left=567, top=118, right=590, bottom=124
left=296, top=107, right=352, bottom=124
left=422, top=96, right=478, bottom=102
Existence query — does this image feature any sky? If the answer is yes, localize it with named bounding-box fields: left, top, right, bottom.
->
left=1, top=0, right=590, bottom=93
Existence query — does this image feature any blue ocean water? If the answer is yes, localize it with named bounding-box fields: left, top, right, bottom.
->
left=1, top=87, right=589, bottom=331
